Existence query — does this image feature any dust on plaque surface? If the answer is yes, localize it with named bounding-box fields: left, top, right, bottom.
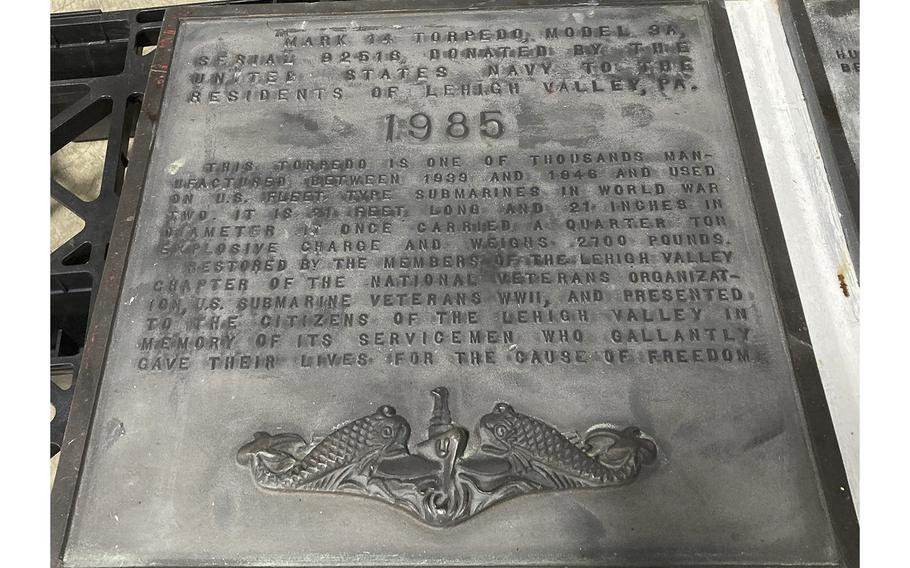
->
left=64, top=1, right=839, bottom=566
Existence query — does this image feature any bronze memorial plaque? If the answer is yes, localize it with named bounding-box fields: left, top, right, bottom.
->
left=52, top=1, right=857, bottom=566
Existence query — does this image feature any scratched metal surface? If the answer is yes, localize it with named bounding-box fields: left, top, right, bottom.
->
left=62, top=1, right=840, bottom=565
left=50, top=0, right=221, bottom=488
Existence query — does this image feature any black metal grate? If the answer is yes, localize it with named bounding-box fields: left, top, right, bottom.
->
left=50, top=0, right=322, bottom=457
left=51, top=8, right=157, bottom=457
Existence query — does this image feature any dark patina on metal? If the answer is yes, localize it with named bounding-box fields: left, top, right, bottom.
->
left=238, top=387, right=657, bottom=526
left=51, top=1, right=858, bottom=566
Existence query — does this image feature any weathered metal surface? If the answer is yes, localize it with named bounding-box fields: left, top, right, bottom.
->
left=801, top=0, right=858, bottom=167
left=52, top=1, right=856, bottom=566
left=238, top=386, right=657, bottom=526
left=782, top=0, right=859, bottom=252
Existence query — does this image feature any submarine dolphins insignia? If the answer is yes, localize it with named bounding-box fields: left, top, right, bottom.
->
left=238, top=387, right=657, bottom=526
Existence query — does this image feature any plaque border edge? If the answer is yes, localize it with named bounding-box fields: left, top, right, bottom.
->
left=49, top=1, right=859, bottom=566
left=709, top=1, right=858, bottom=566
left=778, top=0, right=860, bottom=270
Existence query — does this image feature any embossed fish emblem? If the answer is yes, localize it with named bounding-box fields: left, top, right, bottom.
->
left=476, top=402, right=657, bottom=489
left=238, top=405, right=410, bottom=490
left=239, top=388, right=657, bottom=526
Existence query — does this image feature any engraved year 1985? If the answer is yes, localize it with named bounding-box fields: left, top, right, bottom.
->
left=385, top=110, right=506, bottom=141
